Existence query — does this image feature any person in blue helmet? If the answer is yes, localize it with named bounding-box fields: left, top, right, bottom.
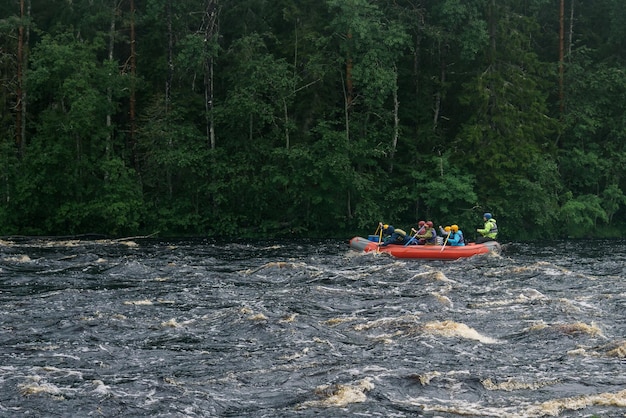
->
left=476, top=213, right=498, bottom=243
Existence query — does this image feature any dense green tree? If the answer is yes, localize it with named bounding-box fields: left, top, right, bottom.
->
left=11, top=32, right=141, bottom=235
left=453, top=0, right=559, bottom=237
left=0, top=0, right=625, bottom=239
left=556, top=0, right=626, bottom=236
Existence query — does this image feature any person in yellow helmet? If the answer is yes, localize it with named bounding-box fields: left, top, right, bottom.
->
left=438, top=224, right=465, bottom=246
left=380, top=224, right=410, bottom=246
left=448, top=224, right=465, bottom=246
left=438, top=225, right=451, bottom=245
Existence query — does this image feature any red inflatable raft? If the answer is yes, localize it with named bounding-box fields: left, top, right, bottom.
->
left=349, top=236, right=501, bottom=260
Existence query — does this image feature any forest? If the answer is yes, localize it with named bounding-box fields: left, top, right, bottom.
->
left=1, top=0, right=625, bottom=240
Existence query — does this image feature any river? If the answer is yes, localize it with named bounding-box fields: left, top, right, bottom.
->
left=0, top=237, right=624, bottom=417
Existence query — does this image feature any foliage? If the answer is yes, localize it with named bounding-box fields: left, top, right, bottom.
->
left=0, top=0, right=625, bottom=240
left=559, top=193, right=608, bottom=238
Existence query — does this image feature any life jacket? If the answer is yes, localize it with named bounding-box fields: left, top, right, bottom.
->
left=486, top=219, right=498, bottom=238
left=392, top=228, right=406, bottom=243
left=449, top=231, right=465, bottom=246
left=381, top=228, right=408, bottom=245
left=423, top=227, right=437, bottom=244
left=392, top=228, right=408, bottom=243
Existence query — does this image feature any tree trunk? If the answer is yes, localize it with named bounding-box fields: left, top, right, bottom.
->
left=283, top=98, right=290, bottom=149
left=15, top=0, right=27, bottom=156
left=433, top=41, right=446, bottom=130
left=249, top=113, right=253, bottom=142
left=489, top=0, right=496, bottom=64
left=413, top=32, right=421, bottom=140
left=284, top=15, right=299, bottom=150
left=345, top=31, right=353, bottom=144
left=412, top=29, right=422, bottom=220
left=166, top=0, right=173, bottom=198
left=568, top=1, right=574, bottom=57
left=166, top=0, right=173, bottom=116
left=559, top=0, right=565, bottom=116
left=488, top=0, right=497, bottom=120
left=204, top=0, right=217, bottom=150
left=389, top=66, right=399, bottom=174
left=106, top=1, right=118, bottom=161
left=129, top=0, right=137, bottom=166
left=343, top=74, right=350, bottom=144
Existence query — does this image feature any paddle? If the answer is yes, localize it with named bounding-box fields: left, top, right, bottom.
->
left=374, top=222, right=385, bottom=253
left=440, top=231, right=450, bottom=252
left=405, top=227, right=420, bottom=246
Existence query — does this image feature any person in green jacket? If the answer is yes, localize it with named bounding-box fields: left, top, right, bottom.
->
left=476, top=213, right=498, bottom=243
